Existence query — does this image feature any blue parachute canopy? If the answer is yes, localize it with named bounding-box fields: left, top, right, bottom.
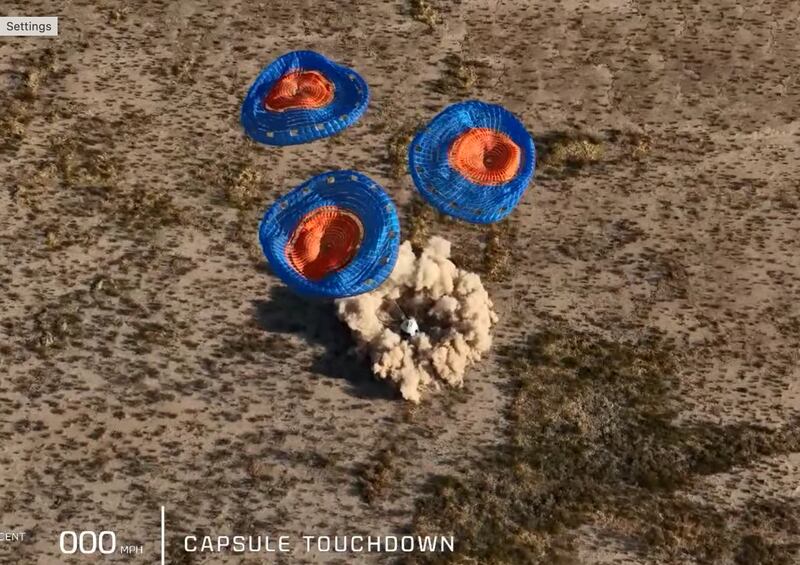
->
left=259, top=171, right=400, bottom=299
left=241, top=51, right=369, bottom=146
left=408, top=100, right=536, bottom=224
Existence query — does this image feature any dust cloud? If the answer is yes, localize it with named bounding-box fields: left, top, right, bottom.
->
left=335, top=237, right=498, bottom=402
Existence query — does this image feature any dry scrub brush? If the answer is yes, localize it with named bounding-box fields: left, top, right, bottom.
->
left=408, top=327, right=800, bottom=564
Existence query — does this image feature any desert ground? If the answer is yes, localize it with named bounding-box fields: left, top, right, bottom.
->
left=1, top=0, right=799, bottom=564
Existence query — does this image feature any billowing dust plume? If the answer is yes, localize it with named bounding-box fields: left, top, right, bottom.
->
left=335, top=237, right=499, bottom=402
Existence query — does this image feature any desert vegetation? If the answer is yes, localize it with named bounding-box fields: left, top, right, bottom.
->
left=408, top=327, right=800, bottom=564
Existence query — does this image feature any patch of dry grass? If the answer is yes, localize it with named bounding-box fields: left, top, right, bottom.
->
left=407, top=327, right=800, bottom=564
left=482, top=220, right=517, bottom=282
left=246, top=459, right=272, bottom=481
left=208, top=140, right=269, bottom=210
left=444, top=219, right=518, bottom=283
left=607, top=129, right=652, bottom=160
left=435, top=53, right=484, bottom=95
left=359, top=446, right=399, bottom=504
left=51, top=135, right=121, bottom=191
left=224, top=165, right=265, bottom=208
left=0, top=97, right=28, bottom=150
left=104, top=6, right=130, bottom=23
left=387, top=121, right=422, bottom=179
left=169, top=53, right=198, bottom=83
left=43, top=222, right=96, bottom=251
left=410, top=0, right=439, bottom=27
left=539, top=134, right=604, bottom=171
left=629, top=133, right=652, bottom=159
left=536, top=129, right=653, bottom=179
left=28, top=294, right=84, bottom=353
left=114, top=189, right=184, bottom=230
left=16, top=48, right=56, bottom=101
left=20, top=69, right=44, bottom=101
left=405, top=197, right=438, bottom=252
left=1, top=48, right=57, bottom=150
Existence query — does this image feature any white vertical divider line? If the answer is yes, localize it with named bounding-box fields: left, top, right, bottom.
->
left=160, top=505, right=166, bottom=564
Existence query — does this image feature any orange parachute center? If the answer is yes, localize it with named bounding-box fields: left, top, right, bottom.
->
left=448, top=127, right=521, bottom=185
left=263, top=70, right=335, bottom=112
left=285, top=206, right=364, bottom=281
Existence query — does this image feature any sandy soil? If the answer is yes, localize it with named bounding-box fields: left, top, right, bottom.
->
left=1, top=0, right=799, bottom=564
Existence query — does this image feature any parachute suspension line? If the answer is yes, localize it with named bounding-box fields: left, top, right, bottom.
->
left=387, top=299, right=408, bottom=321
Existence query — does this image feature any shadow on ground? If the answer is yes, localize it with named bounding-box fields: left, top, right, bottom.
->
left=252, top=286, right=397, bottom=401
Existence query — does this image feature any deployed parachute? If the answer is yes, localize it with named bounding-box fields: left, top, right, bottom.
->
left=408, top=100, right=535, bottom=223
left=259, top=171, right=400, bottom=298
left=241, top=51, right=369, bottom=146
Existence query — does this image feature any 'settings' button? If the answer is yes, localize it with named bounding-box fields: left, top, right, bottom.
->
left=0, top=17, right=58, bottom=36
